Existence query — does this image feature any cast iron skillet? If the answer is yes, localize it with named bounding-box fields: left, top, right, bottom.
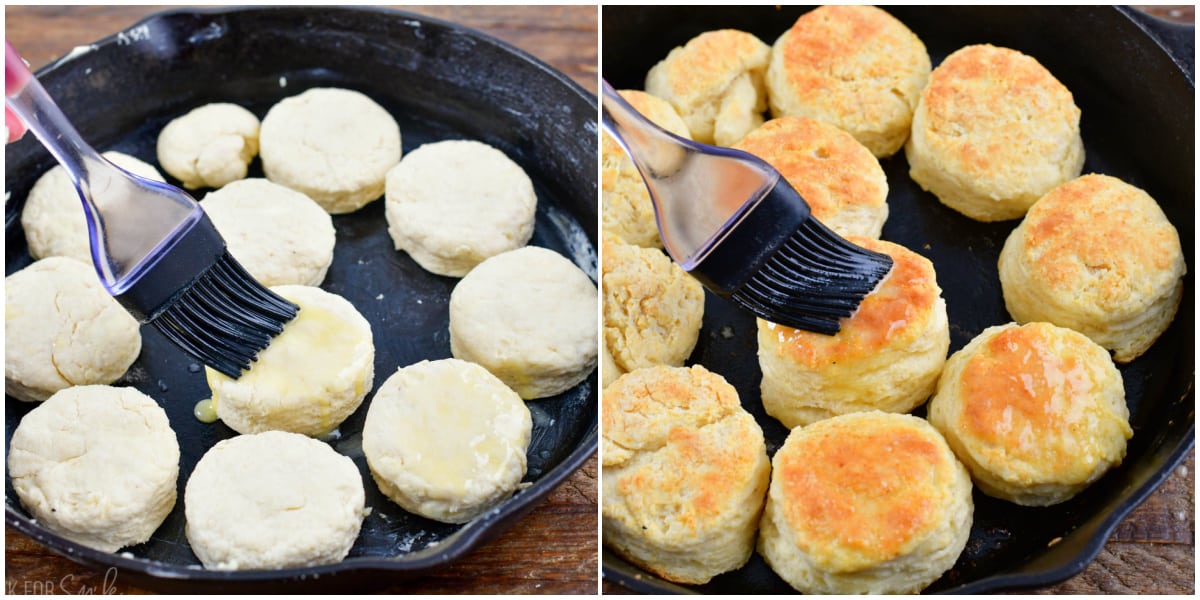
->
left=602, top=5, right=1194, bottom=594
left=4, top=6, right=597, bottom=593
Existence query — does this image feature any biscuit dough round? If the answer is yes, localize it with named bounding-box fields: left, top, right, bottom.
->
left=156, top=102, right=260, bottom=190
left=449, top=246, right=597, bottom=399
left=906, top=44, right=1084, bottom=221
left=602, top=90, right=691, bottom=249
left=602, top=234, right=704, bottom=381
left=8, top=385, right=179, bottom=552
left=734, top=117, right=889, bottom=238
left=385, top=139, right=537, bottom=277
left=758, top=237, right=949, bottom=428
left=362, top=358, right=533, bottom=524
left=184, top=430, right=365, bottom=570
left=200, top=178, right=336, bottom=286
left=21, top=151, right=165, bottom=264
left=259, top=87, right=401, bottom=214
left=766, top=5, right=931, bottom=157
left=928, top=322, right=1131, bottom=506
left=758, top=411, right=972, bottom=594
left=205, top=285, right=374, bottom=436
left=645, top=29, right=771, bottom=146
left=603, top=365, right=771, bottom=585
left=998, top=174, right=1185, bottom=362
left=5, top=257, right=142, bottom=402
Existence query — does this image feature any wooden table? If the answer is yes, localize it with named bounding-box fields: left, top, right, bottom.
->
left=3, top=5, right=598, bottom=595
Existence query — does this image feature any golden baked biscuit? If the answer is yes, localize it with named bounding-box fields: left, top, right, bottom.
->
left=758, top=237, right=948, bottom=428
left=998, top=174, right=1185, bottom=362
left=601, top=90, right=690, bottom=249
left=906, top=44, right=1085, bottom=221
left=645, top=29, right=770, bottom=146
left=758, top=411, right=972, bottom=594
left=603, top=365, right=770, bottom=584
left=928, top=322, right=1132, bottom=506
left=602, top=234, right=704, bottom=381
left=766, top=5, right=930, bottom=157
left=733, top=116, right=889, bottom=239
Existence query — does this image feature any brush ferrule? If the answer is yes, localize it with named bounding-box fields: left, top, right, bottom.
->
left=114, top=213, right=226, bottom=322
left=689, top=177, right=811, bottom=298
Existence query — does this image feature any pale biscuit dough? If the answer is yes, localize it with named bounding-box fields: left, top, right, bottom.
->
left=385, top=139, right=537, bottom=277
left=449, top=246, right=597, bottom=399
left=758, top=237, right=949, bottom=428
left=21, top=151, right=165, bottom=264
left=5, top=257, right=141, bottom=402
left=184, top=430, right=365, bottom=570
left=156, top=102, right=260, bottom=190
left=259, top=87, right=401, bottom=214
left=733, top=116, right=889, bottom=239
left=998, top=174, right=1185, bottom=362
left=205, top=285, right=374, bottom=436
left=906, top=44, right=1085, bottom=221
left=928, top=322, right=1132, bottom=506
left=8, top=385, right=179, bottom=552
left=603, top=365, right=771, bottom=585
left=362, top=358, right=532, bottom=524
left=601, top=234, right=704, bottom=382
left=758, top=412, right=972, bottom=594
left=766, top=5, right=931, bottom=157
left=200, top=178, right=335, bottom=286
left=602, top=89, right=691, bottom=249
left=645, top=29, right=771, bottom=146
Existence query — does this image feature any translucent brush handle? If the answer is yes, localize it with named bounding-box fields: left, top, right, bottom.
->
left=5, top=39, right=202, bottom=295
left=600, top=80, right=778, bottom=270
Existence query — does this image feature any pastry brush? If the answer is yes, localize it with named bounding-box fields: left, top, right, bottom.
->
left=600, top=81, right=893, bottom=334
left=5, top=40, right=296, bottom=378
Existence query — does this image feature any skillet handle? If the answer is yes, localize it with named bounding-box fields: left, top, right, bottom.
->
left=1122, top=7, right=1194, bottom=83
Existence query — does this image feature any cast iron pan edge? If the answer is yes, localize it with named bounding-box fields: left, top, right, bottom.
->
left=600, top=5, right=1193, bottom=595
left=5, top=6, right=597, bottom=593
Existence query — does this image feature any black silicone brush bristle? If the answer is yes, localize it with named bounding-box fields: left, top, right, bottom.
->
left=689, top=175, right=893, bottom=335
left=730, top=218, right=893, bottom=334
left=152, top=251, right=298, bottom=378
left=115, top=213, right=297, bottom=379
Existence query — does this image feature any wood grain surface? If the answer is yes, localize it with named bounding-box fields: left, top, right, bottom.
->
left=3, top=4, right=598, bottom=595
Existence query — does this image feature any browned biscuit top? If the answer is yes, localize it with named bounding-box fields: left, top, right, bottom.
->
left=732, top=116, right=886, bottom=219
left=763, top=237, right=939, bottom=367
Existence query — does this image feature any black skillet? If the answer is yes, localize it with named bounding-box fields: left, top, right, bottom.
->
left=602, top=5, right=1194, bottom=594
left=4, top=6, right=597, bottom=593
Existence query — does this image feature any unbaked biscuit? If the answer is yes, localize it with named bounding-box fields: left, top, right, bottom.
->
left=906, top=44, right=1085, bottom=221
left=362, top=358, right=532, bottom=524
left=758, top=237, right=948, bottom=428
left=259, top=87, right=401, bottom=214
left=758, top=411, right=972, bottom=594
left=449, top=246, right=597, bottom=399
left=205, top=285, right=374, bottom=436
left=5, top=257, right=141, bottom=403
left=998, top=174, right=1185, bottom=362
left=385, top=139, right=537, bottom=277
left=184, top=430, right=365, bottom=570
left=156, top=102, right=260, bottom=190
left=602, top=89, right=690, bottom=249
left=200, top=178, right=335, bottom=286
left=733, top=116, right=889, bottom=239
left=601, top=234, right=704, bottom=382
left=645, top=29, right=771, bottom=146
left=21, top=151, right=165, bottom=264
left=927, top=322, right=1132, bottom=506
left=603, top=365, right=770, bottom=585
left=766, top=5, right=931, bottom=157
left=8, top=385, right=179, bottom=553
